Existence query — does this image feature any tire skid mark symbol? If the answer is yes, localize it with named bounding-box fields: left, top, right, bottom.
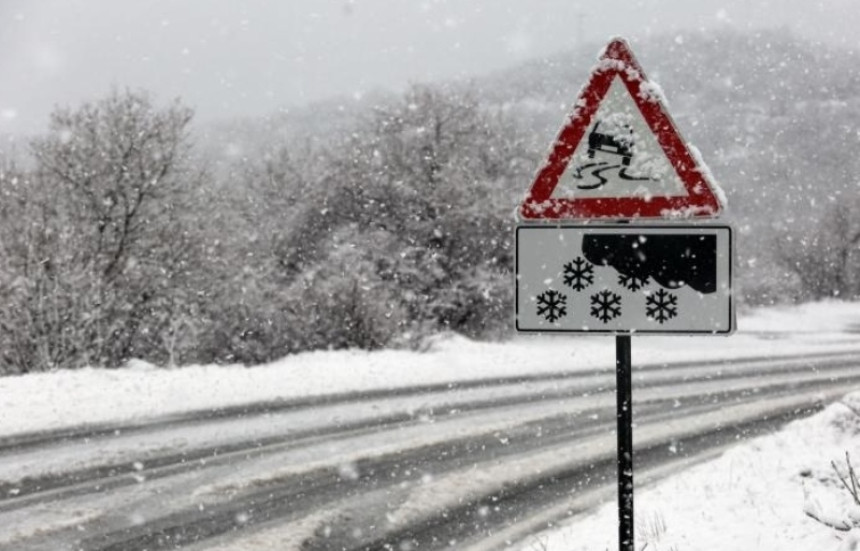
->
left=618, top=167, right=654, bottom=182
left=572, top=162, right=653, bottom=190
left=573, top=161, right=607, bottom=175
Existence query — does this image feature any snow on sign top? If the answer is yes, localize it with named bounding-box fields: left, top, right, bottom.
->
left=519, top=38, right=724, bottom=220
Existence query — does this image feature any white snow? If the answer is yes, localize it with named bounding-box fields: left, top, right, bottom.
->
left=638, top=79, right=669, bottom=106
left=0, top=301, right=858, bottom=440
left=690, top=142, right=729, bottom=211
left=0, top=300, right=858, bottom=551
left=520, top=389, right=860, bottom=551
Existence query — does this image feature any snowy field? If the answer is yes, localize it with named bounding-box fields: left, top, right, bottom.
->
left=1, top=301, right=859, bottom=440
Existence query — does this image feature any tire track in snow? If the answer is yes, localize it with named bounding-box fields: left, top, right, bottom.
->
left=0, top=352, right=854, bottom=506
left=1, top=352, right=859, bottom=550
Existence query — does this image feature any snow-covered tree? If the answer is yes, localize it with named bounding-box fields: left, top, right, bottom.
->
left=777, top=199, right=860, bottom=300
left=0, top=90, right=198, bottom=372
left=273, top=84, right=530, bottom=342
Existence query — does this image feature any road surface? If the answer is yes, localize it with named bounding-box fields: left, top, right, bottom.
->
left=1, top=351, right=858, bottom=550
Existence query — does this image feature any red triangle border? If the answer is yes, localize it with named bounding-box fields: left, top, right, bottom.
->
left=519, top=38, right=723, bottom=220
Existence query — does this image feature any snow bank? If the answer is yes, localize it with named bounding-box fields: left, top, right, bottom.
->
left=740, top=300, right=860, bottom=334
left=0, top=301, right=859, bottom=439
left=522, top=386, right=860, bottom=551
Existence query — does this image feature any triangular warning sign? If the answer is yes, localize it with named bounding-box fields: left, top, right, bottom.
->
left=520, top=38, right=724, bottom=220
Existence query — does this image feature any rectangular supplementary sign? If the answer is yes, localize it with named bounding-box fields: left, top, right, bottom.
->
left=516, top=224, right=734, bottom=334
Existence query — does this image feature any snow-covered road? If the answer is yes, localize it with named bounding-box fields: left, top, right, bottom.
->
left=0, top=301, right=857, bottom=550
left=2, top=348, right=859, bottom=550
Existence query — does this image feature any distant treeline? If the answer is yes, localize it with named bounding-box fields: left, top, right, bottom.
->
left=1, top=29, right=859, bottom=374
left=0, top=85, right=534, bottom=373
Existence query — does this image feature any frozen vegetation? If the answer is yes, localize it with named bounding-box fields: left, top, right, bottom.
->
left=0, top=29, right=858, bottom=376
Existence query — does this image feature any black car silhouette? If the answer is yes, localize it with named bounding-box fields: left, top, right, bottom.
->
left=587, top=121, right=633, bottom=166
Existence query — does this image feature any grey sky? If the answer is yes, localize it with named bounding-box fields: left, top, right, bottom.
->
left=0, top=0, right=857, bottom=136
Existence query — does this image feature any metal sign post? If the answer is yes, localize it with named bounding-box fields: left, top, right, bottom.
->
left=616, top=335, right=634, bottom=551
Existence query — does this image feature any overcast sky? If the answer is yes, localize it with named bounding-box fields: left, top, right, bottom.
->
left=0, top=0, right=857, bottom=136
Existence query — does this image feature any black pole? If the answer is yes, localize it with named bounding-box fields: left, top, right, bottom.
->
left=616, top=334, right=634, bottom=551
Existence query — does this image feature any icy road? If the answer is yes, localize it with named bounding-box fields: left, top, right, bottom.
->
left=2, top=347, right=860, bottom=550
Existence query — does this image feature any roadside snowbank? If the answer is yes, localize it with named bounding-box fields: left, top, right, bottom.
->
left=523, top=391, right=860, bottom=551
left=1, top=300, right=858, bottom=439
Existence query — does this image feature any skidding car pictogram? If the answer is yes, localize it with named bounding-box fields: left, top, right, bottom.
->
left=587, top=121, right=633, bottom=166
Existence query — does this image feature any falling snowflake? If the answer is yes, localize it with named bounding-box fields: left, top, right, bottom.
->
left=646, top=288, right=678, bottom=323
left=590, top=290, right=622, bottom=323
left=618, top=272, right=649, bottom=292
left=563, top=257, right=595, bottom=291
left=536, top=290, right=567, bottom=322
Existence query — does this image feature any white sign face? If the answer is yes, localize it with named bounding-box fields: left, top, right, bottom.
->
left=551, top=77, right=687, bottom=201
left=516, top=225, right=734, bottom=334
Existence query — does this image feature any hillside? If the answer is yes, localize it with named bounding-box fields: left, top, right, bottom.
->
left=202, top=28, right=860, bottom=302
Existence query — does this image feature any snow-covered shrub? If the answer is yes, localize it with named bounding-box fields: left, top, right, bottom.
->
left=0, top=90, right=198, bottom=373
left=804, top=453, right=860, bottom=543
left=264, top=84, right=528, bottom=347
left=775, top=199, right=860, bottom=301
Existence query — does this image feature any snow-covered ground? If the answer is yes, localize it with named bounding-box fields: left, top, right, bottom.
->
left=523, top=390, right=860, bottom=551
left=1, top=300, right=859, bottom=440
left=1, top=300, right=859, bottom=551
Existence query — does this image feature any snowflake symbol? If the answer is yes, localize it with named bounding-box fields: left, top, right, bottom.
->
left=563, top=257, right=595, bottom=291
left=536, top=290, right=567, bottom=322
left=646, top=288, right=679, bottom=324
left=618, top=272, right=649, bottom=292
left=590, top=290, right=622, bottom=323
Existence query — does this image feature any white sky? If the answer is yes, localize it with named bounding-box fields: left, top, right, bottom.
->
left=0, top=0, right=857, bottom=135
